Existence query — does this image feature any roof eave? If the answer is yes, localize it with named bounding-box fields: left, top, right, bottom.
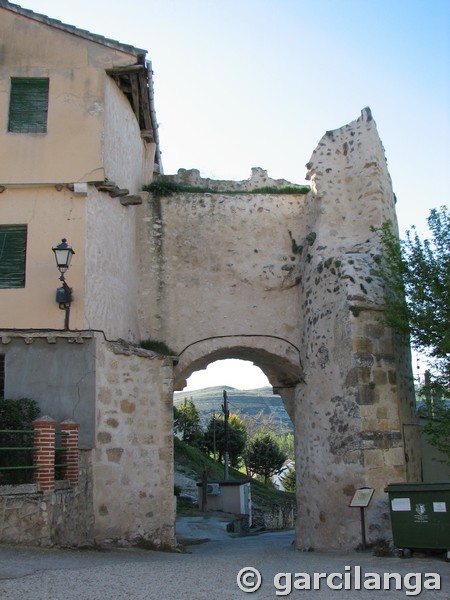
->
left=0, top=0, right=147, bottom=57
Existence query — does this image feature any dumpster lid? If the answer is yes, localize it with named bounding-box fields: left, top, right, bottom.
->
left=385, top=482, right=450, bottom=493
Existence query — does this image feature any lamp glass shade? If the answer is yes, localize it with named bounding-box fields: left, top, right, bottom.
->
left=52, top=239, right=75, bottom=272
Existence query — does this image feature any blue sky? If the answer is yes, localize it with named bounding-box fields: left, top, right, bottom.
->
left=20, top=0, right=450, bottom=389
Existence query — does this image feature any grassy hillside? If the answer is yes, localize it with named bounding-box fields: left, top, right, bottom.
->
left=174, top=436, right=295, bottom=509
left=174, top=386, right=293, bottom=434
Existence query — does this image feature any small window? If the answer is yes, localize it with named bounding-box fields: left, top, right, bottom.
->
left=0, top=355, right=4, bottom=398
left=0, top=225, right=27, bottom=288
left=8, top=78, right=49, bottom=133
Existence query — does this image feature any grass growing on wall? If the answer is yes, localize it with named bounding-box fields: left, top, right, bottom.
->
left=140, top=339, right=176, bottom=356
left=143, top=179, right=310, bottom=197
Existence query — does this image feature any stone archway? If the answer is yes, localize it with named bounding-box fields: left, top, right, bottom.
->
left=136, top=109, right=422, bottom=549
left=174, top=335, right=303, bottom=421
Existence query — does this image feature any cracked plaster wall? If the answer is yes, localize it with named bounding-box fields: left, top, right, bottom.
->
left=2, top=334, right=95, bottom=448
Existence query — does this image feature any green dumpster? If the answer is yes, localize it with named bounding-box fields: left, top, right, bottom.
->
left=385, top=482, right=450, bottom=559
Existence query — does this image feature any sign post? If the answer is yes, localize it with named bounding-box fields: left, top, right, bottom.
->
left=349, top=487, right=375, bottom=550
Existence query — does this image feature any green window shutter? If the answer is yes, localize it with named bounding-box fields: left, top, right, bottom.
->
left=0, top=226, right=27, bottom=288
left=8, top=78, right=49, bottom=133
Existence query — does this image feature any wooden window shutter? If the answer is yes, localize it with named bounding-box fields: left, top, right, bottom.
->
left=8, top=78, right=49, bottom=133
left=0, top=226, right=27, bottom=288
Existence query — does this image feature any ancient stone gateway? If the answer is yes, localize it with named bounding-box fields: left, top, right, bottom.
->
left=137, top=108, right=421, bottom=549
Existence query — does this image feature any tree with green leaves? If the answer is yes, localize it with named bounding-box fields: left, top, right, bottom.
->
left=373, top=206, right=449, bottom=462
left=246, top=432, right=287, bottom=484
left=203, top=412, right=247, bottom=468
left=0, top=397, right=40, bottom=428
left=173, top=398, right=203, bottom=446
left=281, top=466, right=296, bottom=492
left=276, top=432, right=295, bottom=460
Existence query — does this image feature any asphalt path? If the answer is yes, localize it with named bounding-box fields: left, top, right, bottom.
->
left=0, top=525, right=449, bottom=599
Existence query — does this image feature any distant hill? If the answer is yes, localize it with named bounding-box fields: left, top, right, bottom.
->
left=174, top=386, right=293, bottom=434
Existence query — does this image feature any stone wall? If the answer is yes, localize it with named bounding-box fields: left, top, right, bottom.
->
left=1, top=333, right=176, bottom=548
left=92, top=339, right=176, bottom=548
left=0, top=450, right=94, bottom=546
left=136, top=168, right=307, bottom=358
left=136, top=109, right=421, bottom=550
left=252, top=504, right=296, bottom=531
left=292, top=109, right=421, bottom=549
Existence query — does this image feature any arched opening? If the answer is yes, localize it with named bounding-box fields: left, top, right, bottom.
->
left=173, top=335, right=304, bottom=422
left=183, top=358, right=271, bottom=392
left=173, top=351, right=299, bottom=532
left=175, top=358, right=294, bottom=441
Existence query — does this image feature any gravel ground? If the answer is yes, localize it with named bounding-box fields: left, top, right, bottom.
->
left=0, top=528, right=449, bottom=599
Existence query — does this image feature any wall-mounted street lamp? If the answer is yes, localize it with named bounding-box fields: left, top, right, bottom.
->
left=52, top=238, right=75, bottom=330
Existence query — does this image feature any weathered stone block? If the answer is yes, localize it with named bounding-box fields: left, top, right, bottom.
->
left=364, top=449, right=384, bottom=468
left=384, top=447, right=405, bottom=467
left=361, top=430, right=402, bottom=450
left=345, top=367, right=358, bottom=386
left=106, top=447, right=124, bottom=463
left=357, top=383, right=376, bottom=405
left=358, top=367, right=372, bottom=384
left=376, top=406, right=388, bottom=419
left=354, top=352, right=374, bottom=368
left=120, top=399, right=136, bottom=413
left=364, top=322, right=385, bottom=339
left=97, top=431, right=112, bottom=444
left=352, top=337, right=373, bottom=353
left=372, top=369, right=388, bottom=385
left=388, top=369, right=397, bottom=384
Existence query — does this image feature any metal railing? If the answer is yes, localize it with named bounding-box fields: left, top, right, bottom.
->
left=0, top=429, right=37, bottom=485
left=54, top=430, right=68, bottom=481
left=0, top=429, right=68, bottom=485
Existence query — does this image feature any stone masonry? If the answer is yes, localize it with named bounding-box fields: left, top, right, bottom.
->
left=135, top=108, right=421, bottom=550
left=0, top=110, right=421, bottom=550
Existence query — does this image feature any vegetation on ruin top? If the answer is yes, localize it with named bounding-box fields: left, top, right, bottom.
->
left=143, top=179, right=310, bottom=197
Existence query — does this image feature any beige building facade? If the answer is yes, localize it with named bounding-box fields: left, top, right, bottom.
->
left=0, top=0, right=159, bottom=336
left=0, top=1, right=176, bottom=548
left=0, top=1, right=421, bottom=550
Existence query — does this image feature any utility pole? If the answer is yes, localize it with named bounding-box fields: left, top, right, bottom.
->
left=222, top=389, right=229, bottom=480
left=425, top=369, right=434, bottom=416
left=212, top=412, right=217, bottom=462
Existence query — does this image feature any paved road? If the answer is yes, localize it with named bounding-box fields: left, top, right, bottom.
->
left=0, top=523, right=449, bottom=599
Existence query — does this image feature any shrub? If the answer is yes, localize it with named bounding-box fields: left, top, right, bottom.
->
left=140, top=339, right=176, bottom=355
left=143, top=180, right=181, bottom=197
left=0, top=398, right=40, bottom=485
